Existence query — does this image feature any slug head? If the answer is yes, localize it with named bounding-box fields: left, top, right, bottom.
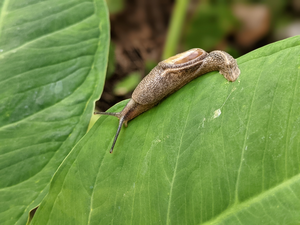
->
left=94, top=111, right=122, bottom=153
left=94, top=99, right=147, bottom=153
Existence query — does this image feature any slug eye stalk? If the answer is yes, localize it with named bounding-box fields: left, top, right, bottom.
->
left=94, top=111, right=123, bottom=153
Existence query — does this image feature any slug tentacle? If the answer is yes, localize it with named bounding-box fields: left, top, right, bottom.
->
left=109, top=116, right=125, bottom=153
left=94, top=111, right=121, bottom=118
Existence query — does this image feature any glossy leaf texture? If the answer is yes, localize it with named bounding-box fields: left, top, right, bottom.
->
left=0, top=0, right=109, bottom=224
left=33, top=36, right=300, bottom=224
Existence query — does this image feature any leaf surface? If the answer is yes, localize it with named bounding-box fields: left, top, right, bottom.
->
left=0, top=0, right=109, bottom=224
left=33, top=36, right=300, bottom=224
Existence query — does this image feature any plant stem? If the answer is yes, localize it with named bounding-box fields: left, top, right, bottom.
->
left=162, top=0, right=190, bottom=60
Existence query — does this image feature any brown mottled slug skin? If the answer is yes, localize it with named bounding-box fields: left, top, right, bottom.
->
left=95, top=48, right=240, bottom=153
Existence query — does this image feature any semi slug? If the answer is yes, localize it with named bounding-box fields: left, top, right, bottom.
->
left=95, top=48, right=240, bottom=153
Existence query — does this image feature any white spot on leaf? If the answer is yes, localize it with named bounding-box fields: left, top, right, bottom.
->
left=213, top=109, right=221, bottom=118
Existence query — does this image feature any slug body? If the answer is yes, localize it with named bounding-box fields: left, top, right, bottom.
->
left=96, top=48, right=240, bottom=153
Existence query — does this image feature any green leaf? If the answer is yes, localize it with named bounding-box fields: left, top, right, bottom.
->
left=0, top=0, right=109, bottom=224
left=32, top=36, right=300, bottom=224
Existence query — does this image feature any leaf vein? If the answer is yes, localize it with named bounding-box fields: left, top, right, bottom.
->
left=1, top=14, right=95, bottom=56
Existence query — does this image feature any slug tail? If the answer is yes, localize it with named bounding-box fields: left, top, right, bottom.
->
left=110, top=116, right=125, bottom=153
left=208, top=50, right=240, bottom=82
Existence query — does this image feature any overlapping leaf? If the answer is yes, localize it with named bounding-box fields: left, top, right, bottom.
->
left=0, top=0, right=109, bottom=224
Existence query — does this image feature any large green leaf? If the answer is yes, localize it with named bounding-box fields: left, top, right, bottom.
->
left=33, top=36, right=300, bottom=224
left=0, top=0, right=109, bottom=224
